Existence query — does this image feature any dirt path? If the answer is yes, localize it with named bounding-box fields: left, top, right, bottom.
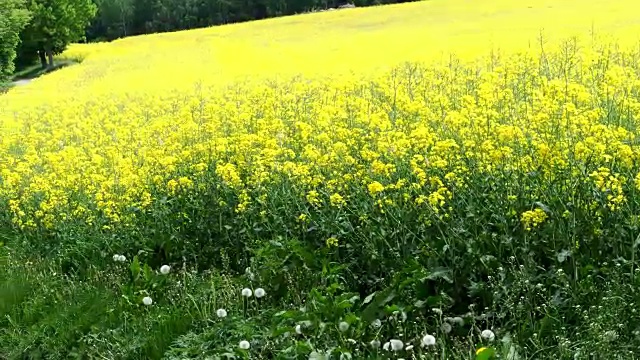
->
left=12, top=79, right=32, bottom=86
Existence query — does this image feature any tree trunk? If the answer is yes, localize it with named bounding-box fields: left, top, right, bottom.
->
left=38, top=50, right=47, bottom=69
left=46, top=49, right=54, bottom=69
left=122, top=10, right=128, bottom=37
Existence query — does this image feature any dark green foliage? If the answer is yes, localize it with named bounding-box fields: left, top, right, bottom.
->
left=87, top=0, right=422, bottom=41
left=0, top=0, right=31, bottom=83
left=19, top=0, right=97, bottom=69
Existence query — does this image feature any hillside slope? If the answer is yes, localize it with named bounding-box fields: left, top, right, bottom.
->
left=3, top=0, right=640, bottom=106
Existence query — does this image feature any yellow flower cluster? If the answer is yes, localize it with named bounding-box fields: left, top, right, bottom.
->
left=521, top=209, right=548, bottom=231
left=326, top=237, right=339, bottom=248
left=1, top=0, right=640, bottom=234
left=590, top=168, right=626, bottom=212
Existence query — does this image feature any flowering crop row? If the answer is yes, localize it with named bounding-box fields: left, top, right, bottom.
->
left=1, top=42, right=640, bottom=235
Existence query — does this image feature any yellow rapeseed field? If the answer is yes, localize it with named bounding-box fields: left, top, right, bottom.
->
left=2, top=0, right=640, bottom=233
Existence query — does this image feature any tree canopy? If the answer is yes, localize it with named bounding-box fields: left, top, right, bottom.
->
left=0, top=0, right=31, bottom=83
left=88, top=0, right=419, bottom=41
left=20, top=0, right=97, bottom=68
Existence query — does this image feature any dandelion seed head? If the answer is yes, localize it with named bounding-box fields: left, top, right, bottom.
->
left=216, top=308, right=227, bottom=318
left=481, top=329, right=495, bottom=341
left=254, top=287, right=265, bottom=298
left=421, top=334, right=436, bottom=347
left=339, top=321, right=349, bottom=332
left=441, top=323, right=452, bottom=333
left=160, top=265, right=170, bottom=275
left=390, top=339, right=404, bottom=351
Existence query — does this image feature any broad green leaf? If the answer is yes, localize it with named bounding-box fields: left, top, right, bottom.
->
left=476, top=347, right=495, bottom=360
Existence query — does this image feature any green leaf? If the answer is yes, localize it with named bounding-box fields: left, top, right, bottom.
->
left=476, top=347, right=495, bottom=360
left=271, top=326, right=294, bottom=337
left=383, top=304, right=401, bottom=314
left=337, top=299, right=354, bottom=309
left=143, top=263, right=153, bottom=282
left=361, top=287, right=396, bottom=323
left=344, top=313, right=359, bottom=324
left=130, top=255, right=141, bottom=280
left=362, top=292, right=376, bottom=305
left=426, top=267, right=453, bottom=283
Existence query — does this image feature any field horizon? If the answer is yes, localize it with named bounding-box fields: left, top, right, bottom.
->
left=4, top=0, right=640, bottom=103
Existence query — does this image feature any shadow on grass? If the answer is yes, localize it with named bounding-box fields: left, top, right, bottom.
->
left=1, top=60, right=77, bottom=94
left=12, top=60, right=76, bottom=81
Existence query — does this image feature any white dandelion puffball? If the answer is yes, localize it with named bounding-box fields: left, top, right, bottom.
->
left=295, top=324, right=303, bottom=334
left=241, top=288, right=253, bottom=297
left=216, top=308, right=227, bottom=318
left=370, top=339, right=381, bottom=348
left=254, top=288, right=266, bottom=298
left=113, top=254, right=120, bottom=262
left=339, top=321, right=349, bottom=332
left=441, top=322, right=452, bottom=333
left=421, top=334, right=436, bottom=347
left=371, top=319, right=382, bottom=328
left=142, top=296, right=153, bottom=306
left=390, top=339, right=404, bottom=351
left=481, top=329, right=495, bottom=341
left=382, top=342, right=390, bottom=351
left=452, top=316, right=464, bottom=326
left=117, top=255, right=126, bottom=262
left=604, top=330, right=618, bottom=342
left=160, top=265, right=171, bottom=275
left=239, top=340, right=250, bottom=350
left=432, top=308, right=443, bottom=315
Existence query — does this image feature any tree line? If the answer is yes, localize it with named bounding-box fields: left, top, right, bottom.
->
left=1, top=0, right=417, bottom=84
left=88, top=0, right=417, bottom=41
left=1, top=0, right=96, bottom=83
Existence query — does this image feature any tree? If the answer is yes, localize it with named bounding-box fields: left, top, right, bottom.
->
left=0, top=0, right=31, bottom=83
left=84, top=0, right=421, bottom=43
left=20, top=0, right=97, bottom=69
left=88, top=0, right=134, bottom=41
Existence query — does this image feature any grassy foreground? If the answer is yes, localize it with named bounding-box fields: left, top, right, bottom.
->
left=4, top=0, right=640, bottom=359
